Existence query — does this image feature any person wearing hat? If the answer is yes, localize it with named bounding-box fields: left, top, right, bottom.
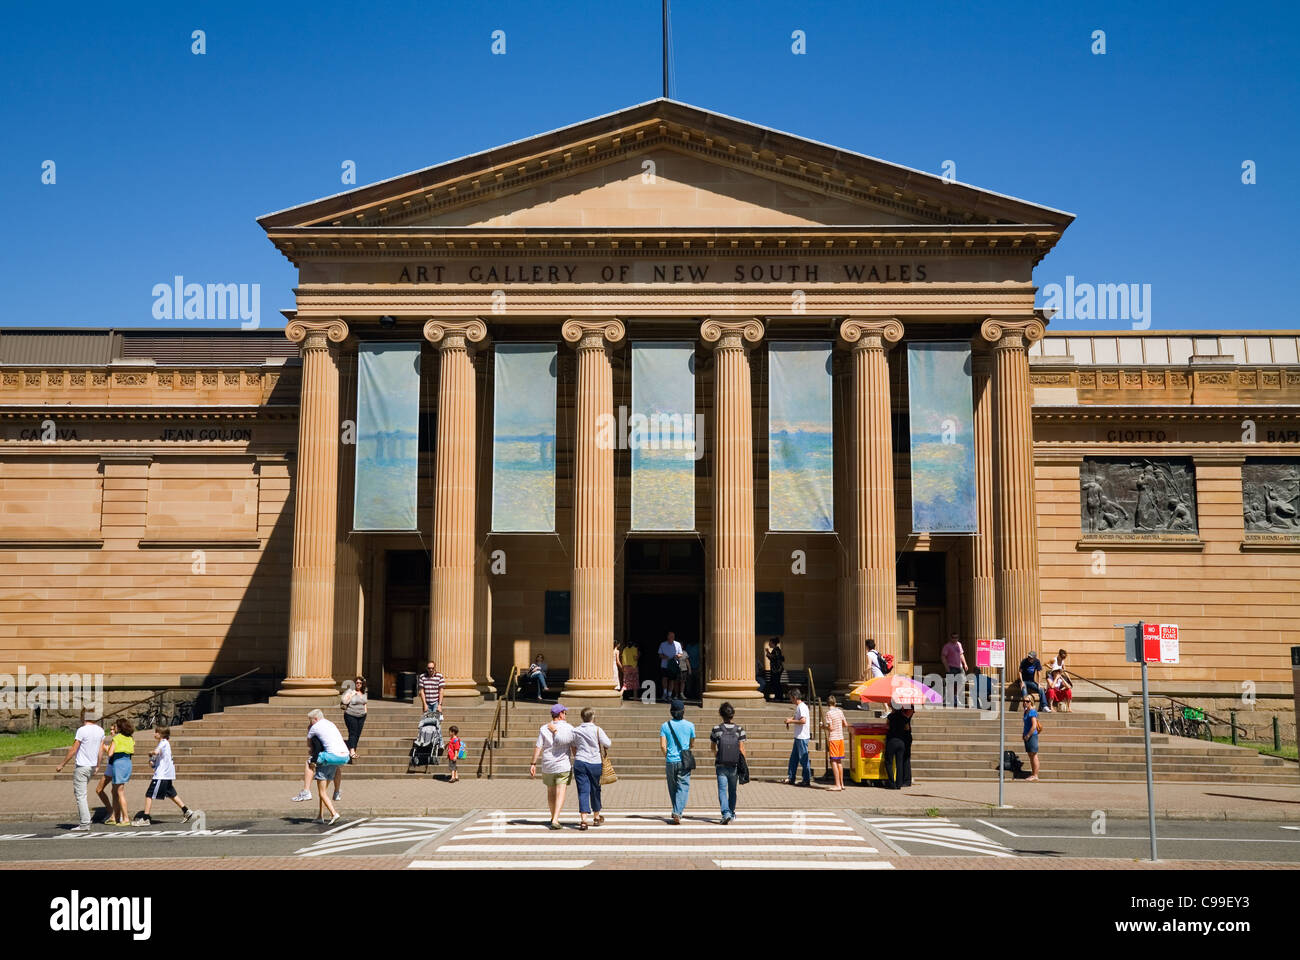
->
left=1018, top=651, right=1046, bottom=712
left=658, top=699, right=696, bottom=824
left=530, top=703, right=576, bottom=830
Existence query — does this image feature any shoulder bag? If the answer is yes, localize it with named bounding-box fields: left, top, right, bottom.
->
left=666, top=721, right=696, bottom=773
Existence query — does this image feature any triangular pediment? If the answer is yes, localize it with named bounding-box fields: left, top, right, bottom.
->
left=259, top=99, right=1073, bottom=235
left=410, top=146, right=928, bottom=228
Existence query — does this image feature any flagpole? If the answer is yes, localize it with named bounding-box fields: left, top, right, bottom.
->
left=662, top=0, right=670, bottom=97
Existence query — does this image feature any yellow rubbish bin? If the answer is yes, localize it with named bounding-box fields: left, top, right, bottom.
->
left=848, top=723, right=888, bottom=783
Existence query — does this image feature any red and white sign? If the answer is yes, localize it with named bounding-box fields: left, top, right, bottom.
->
left=1142, top=622, right=1179, bottom=664
left=976, top=638, right=991, bottom=668
left=986, top=638, right=1006, bottom=668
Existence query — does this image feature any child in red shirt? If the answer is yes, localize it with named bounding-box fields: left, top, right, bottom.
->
left=446, top=727, right=463, bottom=783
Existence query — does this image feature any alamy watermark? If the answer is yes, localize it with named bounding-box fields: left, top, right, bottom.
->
left=151, top=275, right=260, bottom=329
left=1039, top=275, right=1152, bottom=329
left=595, top=405, right=704, bottom=460
left=0, top=668, right=103, bottom=713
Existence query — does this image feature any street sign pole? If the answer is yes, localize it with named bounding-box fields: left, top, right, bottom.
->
left=998, top=664, right=1006, bottom=807
left=1140, top=656, right=1157, bottom=861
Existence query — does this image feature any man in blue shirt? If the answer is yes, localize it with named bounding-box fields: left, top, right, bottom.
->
left=1022, top=695, right=1042, bottom=782
left=659, top=700, right=696, bottom=824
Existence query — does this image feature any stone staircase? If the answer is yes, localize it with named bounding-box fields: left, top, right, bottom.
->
left=1, top=697, right=1294, bottom=784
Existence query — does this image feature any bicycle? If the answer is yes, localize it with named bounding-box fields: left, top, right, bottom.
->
left=170, top=699, right=197, bottom=726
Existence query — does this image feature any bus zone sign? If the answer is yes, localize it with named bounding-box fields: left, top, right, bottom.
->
left=1141, top=622, right=1180, bottom=664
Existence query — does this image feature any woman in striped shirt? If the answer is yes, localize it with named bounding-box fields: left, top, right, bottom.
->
left=822, top=695, right=847, bottom=792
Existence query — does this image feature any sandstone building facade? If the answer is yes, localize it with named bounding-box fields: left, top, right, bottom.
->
left=1, top=102, right=1295, bottom=730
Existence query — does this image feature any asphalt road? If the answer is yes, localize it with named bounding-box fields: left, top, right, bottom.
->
left=0, top=812, right=1296, bottom=866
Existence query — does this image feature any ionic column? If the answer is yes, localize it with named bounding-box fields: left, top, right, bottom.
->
left=701, top=318, right=764, bottom=700
left=981, top=317, right=1046, bottom=670
left=840, top=318, right=903, bottom=676
left=562, top=318, right=625, bottom=698
left=971, top=350, right=997, bottom=647
left=281, top=318, right=349, bottom=697
left=424, top=319, right=488, bottom=698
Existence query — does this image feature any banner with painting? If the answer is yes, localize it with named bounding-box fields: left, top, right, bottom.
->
left=491, top=344, right=558, bottom=532
left=631, top=342, right=697, bottom=530
left=353, top=342, right=421, bottom=530
left=907, top=342, right=977, bottom=533
left=768, top=342, right=834, bottom=531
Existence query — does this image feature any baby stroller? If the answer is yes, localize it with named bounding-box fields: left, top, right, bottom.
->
left=407, top=710, right=444, bottom=774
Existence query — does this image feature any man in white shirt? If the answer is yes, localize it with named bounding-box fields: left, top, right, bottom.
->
left=866, top=639, right=885, bottom=679
left=55, top=710, right=104, bottom=831
left=530, top=703, right=577, bottom=830
left=783, top=687, right=813, bottom=786
left=305, top=709, right=348, bottom=823
left=658, top=632, right=683, bottom=701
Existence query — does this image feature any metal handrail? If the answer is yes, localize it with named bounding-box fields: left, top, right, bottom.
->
left=100, top=667, right=266, bottom=728
left=477, top=665, right=519, bottom=779
left=1046, top=668, right=1126, bottom=720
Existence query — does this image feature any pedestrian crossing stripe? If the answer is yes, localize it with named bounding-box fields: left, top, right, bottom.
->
left=861, top=817, right=1015, bottom=857
left=295, top=816, right=459, bottom=857
left=713, top=860, right=895, bottom=870
left=408, top=860, right=592, bottom=870
left=437, top=843, right=878, bottom=854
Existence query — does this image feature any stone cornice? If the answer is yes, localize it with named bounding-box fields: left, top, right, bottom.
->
left=267, top=225, right=1058, bottom=264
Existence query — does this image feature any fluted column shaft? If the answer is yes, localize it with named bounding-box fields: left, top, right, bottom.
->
left=971, top=352, right=997, bottom=647
left=982, top=318, right=1046, bottom=670
left=563, top=319, right=625, bottom=697
left=702, top=318, right=764, bottom=700
left=835, top=352, right=858, bottom=691
left=425, top=319, right=487, bottom=698
left=841, top=319, right=903, bottom=675
left=281, top=319, right=349, bottom=697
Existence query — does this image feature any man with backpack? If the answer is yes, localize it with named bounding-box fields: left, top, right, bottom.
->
left=866, top=638, right=889, bottom=679
left=710, top=702, right=748, bottom=824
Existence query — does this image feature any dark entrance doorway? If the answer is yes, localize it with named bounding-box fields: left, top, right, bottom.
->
left=897, top=551, right=947, bottom=674
left=624, top=538, right=705, bottom=701
left=382, top=549, right=430, bottom=698
left=627, top=592, right=701, bottom=701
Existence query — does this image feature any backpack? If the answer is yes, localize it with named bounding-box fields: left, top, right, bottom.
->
left=714, top=724, right=742, bottom=766
left=874, top=650, right=892, bottom=675
left=1001, top=750, right=1023, bottom=773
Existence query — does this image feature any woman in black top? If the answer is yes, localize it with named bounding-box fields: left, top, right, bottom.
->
left=884, top=705, right=913, bottom=789
left=765, top=637, right=785, bottom=702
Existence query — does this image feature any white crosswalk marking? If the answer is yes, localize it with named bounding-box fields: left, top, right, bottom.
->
left=295, top=816, right=458, bottom=857
left=861, top=816, right=1015, bottom=857
left=713, top=860, right=895, bottom=870
left=412, top=810, right=892, bottom=870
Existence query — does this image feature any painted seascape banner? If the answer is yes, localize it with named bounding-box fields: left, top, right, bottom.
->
left=353, top=342, right=421, bottom=530
left=492, top=343, right=557, bottom=532
left=631, top=342, right=697, bottom=530
left=768, top=342, right=834, bottom=531
left=907, top=342, right=977, bottom=533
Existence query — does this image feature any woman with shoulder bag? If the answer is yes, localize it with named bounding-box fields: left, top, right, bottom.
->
left=341, top=677, right=368, bottom=761
left=658, top=699, right=696, bottom=824
left=572, top=707, right=612, bottom=830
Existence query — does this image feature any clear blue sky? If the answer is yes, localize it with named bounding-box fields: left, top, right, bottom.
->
left=2, top=0, right=1296, bottom=332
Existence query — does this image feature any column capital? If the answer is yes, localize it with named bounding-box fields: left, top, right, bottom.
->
left=424, top=319, right=488, bottom=350
left=561, top=318, right=626, bottom=351
left=700, top=318, right=764, bottom=350
left=839, top=318, right=904, bottom=350
left=285, top=319, right=349, bottom=351
left=980, top=317, right=1045, bottom=350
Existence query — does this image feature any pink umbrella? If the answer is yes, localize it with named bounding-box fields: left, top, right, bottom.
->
left=848, top=675, right=944, bottom=707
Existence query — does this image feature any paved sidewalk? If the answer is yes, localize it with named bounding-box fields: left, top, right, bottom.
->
left=3, top=776, right=1298, bottom=822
